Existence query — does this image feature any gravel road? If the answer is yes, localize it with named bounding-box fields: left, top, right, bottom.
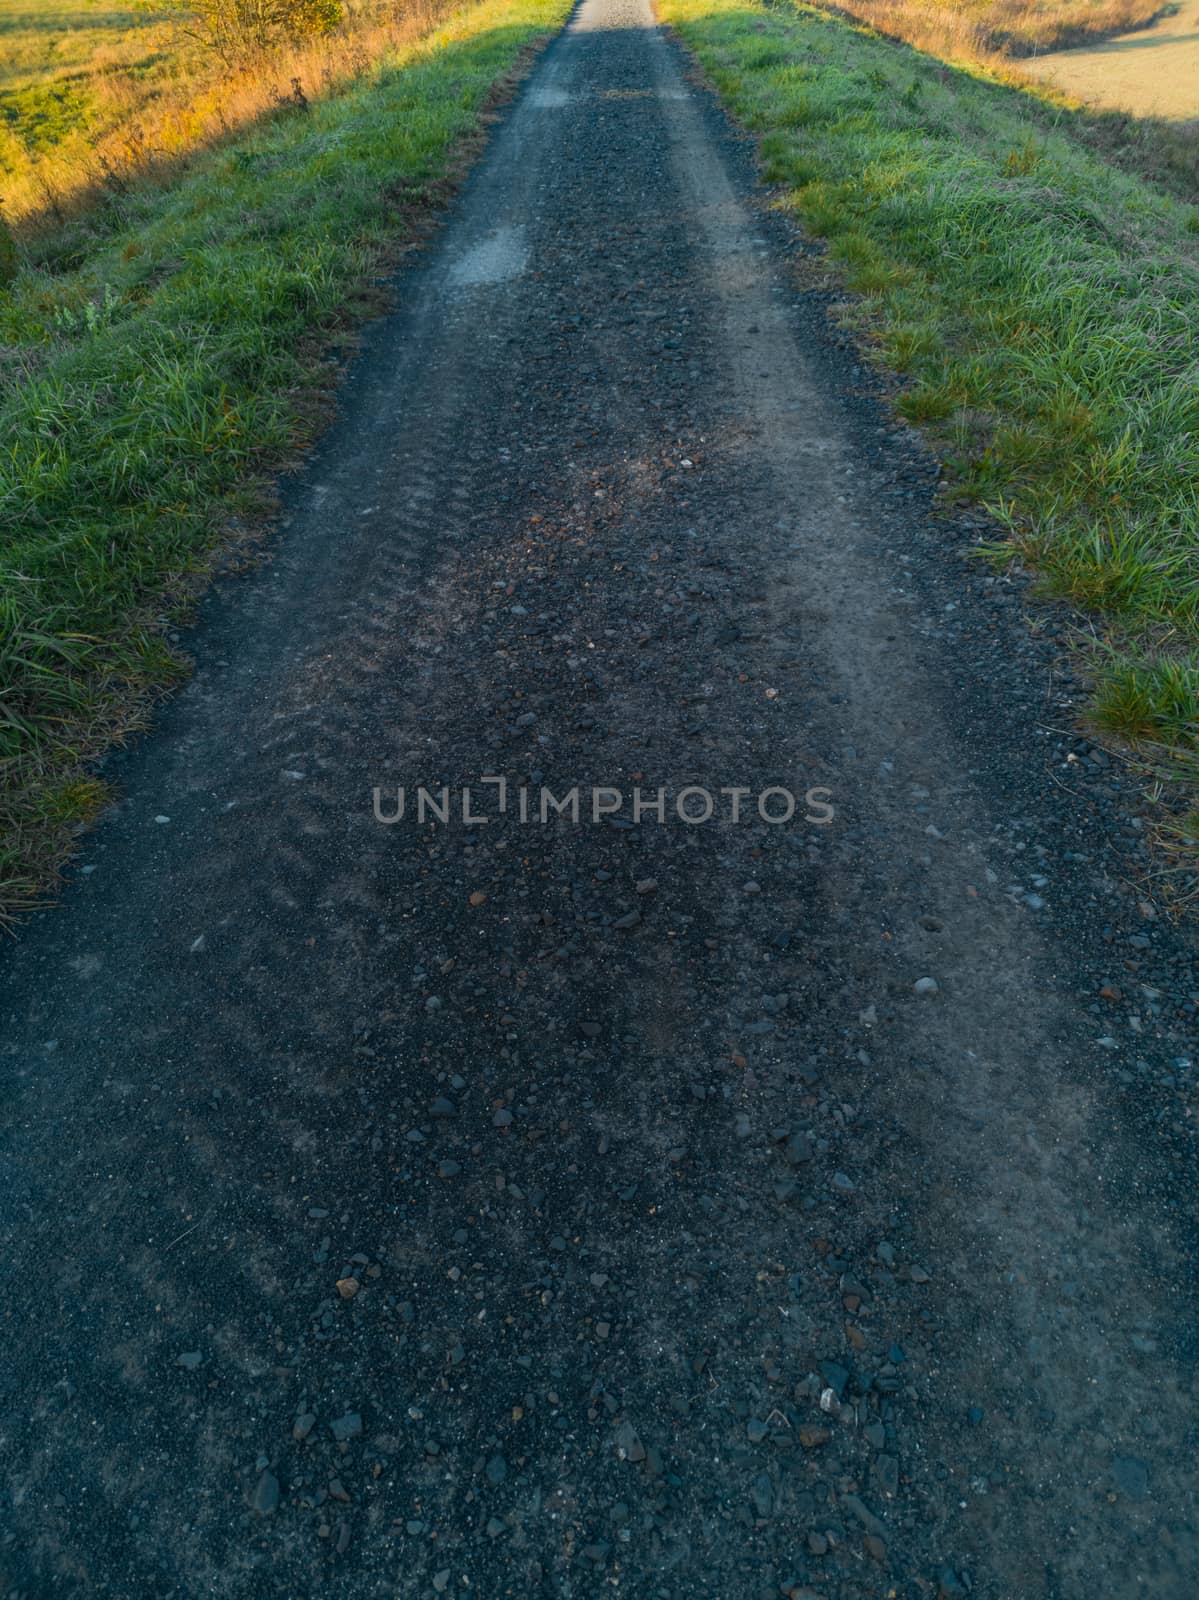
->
left=1, top=0, right=1197, bottom=1595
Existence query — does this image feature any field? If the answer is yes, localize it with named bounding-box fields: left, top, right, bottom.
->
left=820, top=0, right=1165, bottom=60
left=0, top=0, right=446, bottom=223
left=0, top=0, right=180, bottom=177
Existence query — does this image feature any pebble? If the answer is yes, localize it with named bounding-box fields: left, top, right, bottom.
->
left=1112, top=1454, right=1150, bottom=1500
left=913, top=977, right=939, bottom=996
left=751, top=1471, right=773, bottom=1518
left=842, top=1491, right=886, bottom=1538
left=252, top=1471, right=280, bottom=1516
left=875, top=1454, right=900, bottom=1496
left=331, top=1412, right=363, bottom=1442
left=614, top=1421, right=645, bottom=1463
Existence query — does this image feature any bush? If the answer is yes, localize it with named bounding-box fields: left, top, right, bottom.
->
left=177, top=0, right=344, bottom=61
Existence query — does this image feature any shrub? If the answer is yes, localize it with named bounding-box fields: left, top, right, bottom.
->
left=173, top=0, right=344, bottom=62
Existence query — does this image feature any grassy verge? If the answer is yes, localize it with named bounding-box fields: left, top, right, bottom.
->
left=0, top=0, right=570, bottom=917
left=661, top=0, right=1199, bottom=814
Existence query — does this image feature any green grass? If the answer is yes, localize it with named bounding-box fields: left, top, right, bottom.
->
left=0, top=0, right=570, bottom=916
left=662, top=0, right=1199, bottom=770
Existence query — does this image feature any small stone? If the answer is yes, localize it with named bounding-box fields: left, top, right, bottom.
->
left=635, top=879, right=658, bottom=895
left=331, top=1411, right=363, bottom=1442
left=913, top=977, right=939, bottom=996
left=785, top=1131, right=812, bottom=1165
left=293, top=1412, right=317, bottom=1441
left=486, top=1454, right=508, bottom=1486
left=252, top=1471, right=280, bottom=1516
left=614, top=1420, right=645, bottom=1463
left=1112, top=1454, right=1150, bottom=1500
left=432, top=1570, right=451, bottom=1593
left=799, top=1424, right=830, bottom=1449
left=751, top=1470, right=773, bottom=1518
left=336, top=1277, right=360, bottom=1300
left=175, top=1351, right=202, bottom=1370
left=831, top=1171, right=856, bottom=1193
left=842, top=1491, right=886, bottom=1538
left=746, top=1416, right=769, bottom=1444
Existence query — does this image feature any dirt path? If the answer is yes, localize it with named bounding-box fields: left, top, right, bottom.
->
left=1023, top=0, right=1199, bottom=119
left=1, top=0, right=1197, bottom=1594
